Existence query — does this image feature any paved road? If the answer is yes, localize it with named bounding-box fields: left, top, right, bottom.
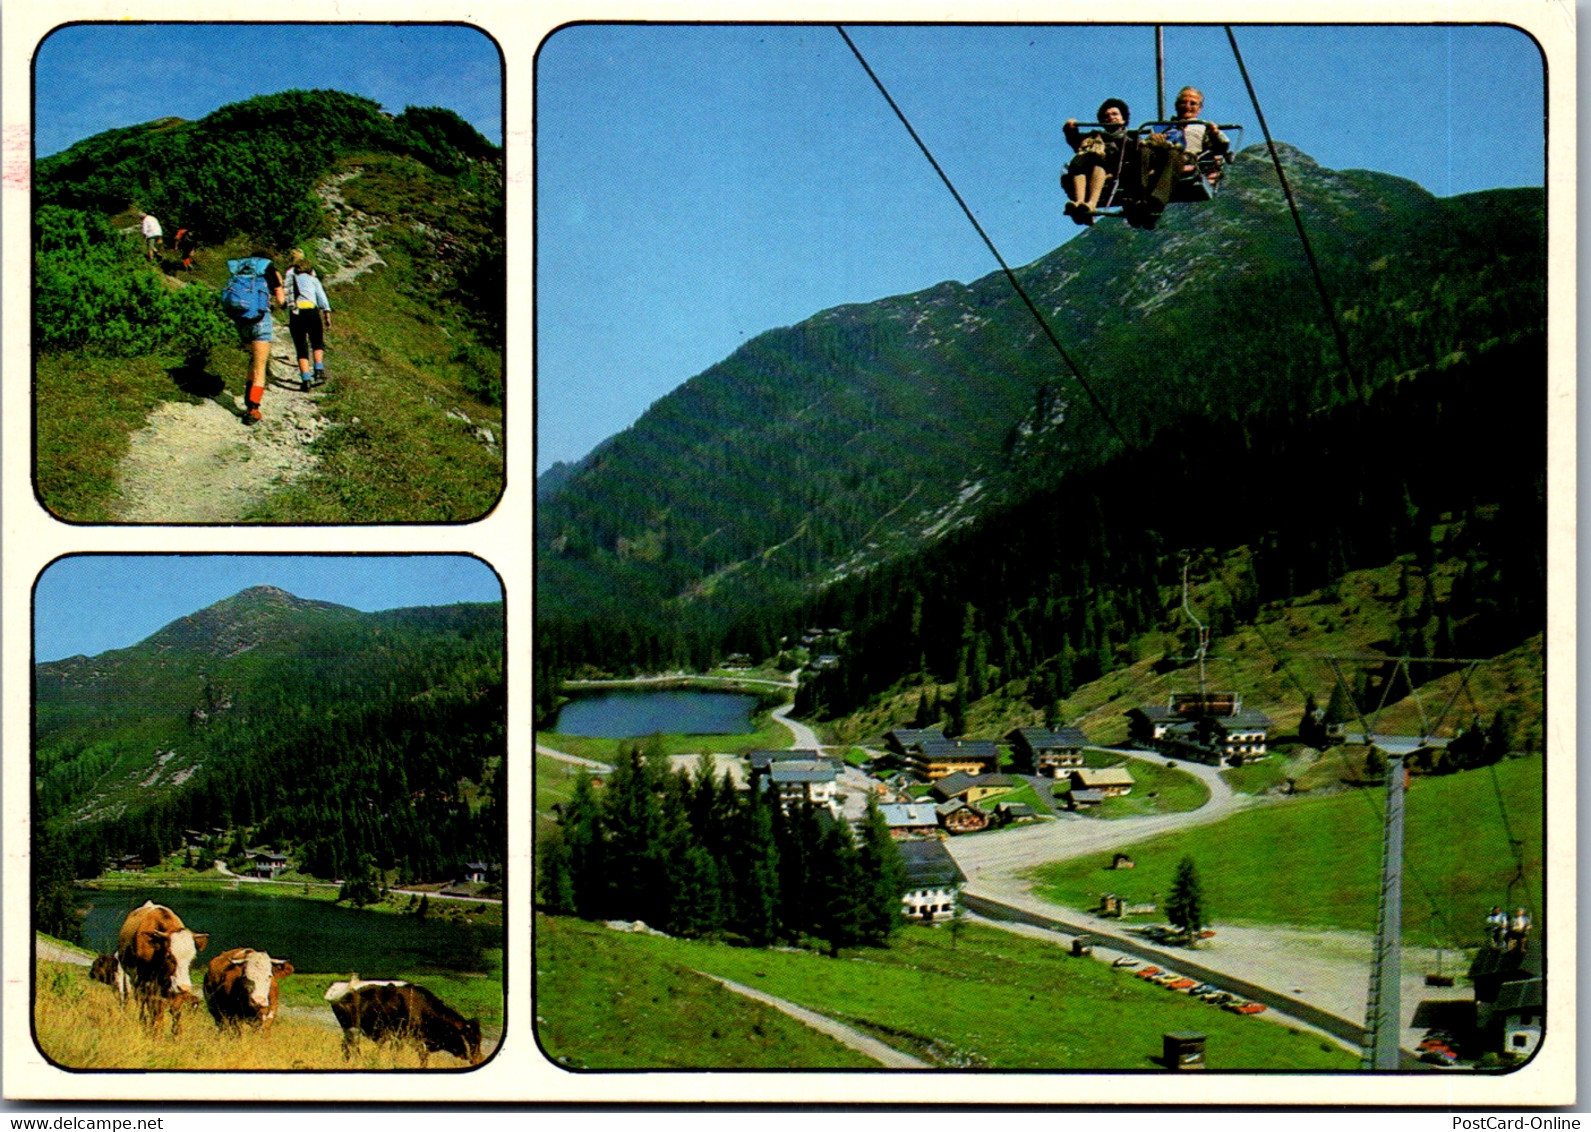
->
left=536, top=743, right=614, bottom=773
left=771, top=700, right=823, bottom=750
left=699, top=973, right=929, bottom=1068
left=959, top=893, right=1428, bottom=1069
left=564, top=672, right=798, bottom=691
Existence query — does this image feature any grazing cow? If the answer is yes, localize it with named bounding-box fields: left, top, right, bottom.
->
left=115, top=900, right=209, bottom=1034
left=204, top=947, right=294, bottom=1032
left=89, top=953, right=122, bottom=989
left=325, top=975, right=483, bottom=1066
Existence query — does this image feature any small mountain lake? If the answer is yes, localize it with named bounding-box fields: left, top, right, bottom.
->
left=551, top=688, right=758, bottom=738
left=76, top=886, right=498, bottom=977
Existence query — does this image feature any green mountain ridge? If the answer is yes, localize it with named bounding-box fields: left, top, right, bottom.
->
left=34, top=587, right=506, bottom=884
left=537, top=143, right=1544, bottom=626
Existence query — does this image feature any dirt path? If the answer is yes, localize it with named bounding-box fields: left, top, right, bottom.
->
left=112, top=323, right=333, bottom=523
left=698, top=973, right=928, bottom=1069
left=109, top=170, right=390, bottom=524
left=36, top=937, right=93, bottom=966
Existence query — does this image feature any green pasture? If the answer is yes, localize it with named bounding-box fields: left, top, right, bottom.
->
left=536, top=914, right=1357, bottom=1071
left=1030, top=756, right=1544, bottom=946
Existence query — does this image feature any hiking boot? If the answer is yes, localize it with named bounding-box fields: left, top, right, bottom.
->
left=243, top=407, right=262, bottom=426
left=301, top=379, right=314, bottom=393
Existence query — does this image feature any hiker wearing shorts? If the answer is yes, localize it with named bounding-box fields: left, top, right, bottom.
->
left=226, top=253, right=285, bottom=425
left=284, top=263, right=332, bottom=391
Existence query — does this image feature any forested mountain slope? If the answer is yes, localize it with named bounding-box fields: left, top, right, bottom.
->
left=35, top=586, right=505, bottom=883
left=537, top=145, right=1544, bottom=626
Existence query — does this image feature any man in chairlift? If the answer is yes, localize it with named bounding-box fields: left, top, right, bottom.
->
left=1158, top=87, right=1231, bottom=185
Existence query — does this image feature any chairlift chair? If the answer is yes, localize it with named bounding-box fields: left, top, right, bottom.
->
left=1061, top=121, right=1244, bottom=221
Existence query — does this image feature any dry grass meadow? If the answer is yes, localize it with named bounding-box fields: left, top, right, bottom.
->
left=34, top=960, right=480, bottom=1071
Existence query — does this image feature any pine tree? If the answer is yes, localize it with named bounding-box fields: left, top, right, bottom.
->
left=732, top=788, right=781, bottom=945
left=815, top=821, right=865, bottom=957
left=855, top=797, right=906, bottom=945
left=1166, top=855, right=1205, bottom=945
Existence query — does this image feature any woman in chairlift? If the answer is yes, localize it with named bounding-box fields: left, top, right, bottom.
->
left=1062, top=98, right=1133, bottom=226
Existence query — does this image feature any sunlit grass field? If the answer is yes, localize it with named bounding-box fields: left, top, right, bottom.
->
left=1030, top=756, right=1544, bottom=946
left=536, top=914, right=1358, bottom=1071
left=34, top=959, right=489, bottom=1070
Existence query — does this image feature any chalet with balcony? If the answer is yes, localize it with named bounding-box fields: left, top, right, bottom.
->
left=897, top=838, right=966, bottom=923
left=1127, top=692, right=1271, bottom=763
left=905, top=737, right=1000, bottom=781
left=936, top=798, right=991, bottom=834
left=1008, top=726, right=1090, bottom=776
left=764, top=760, right=839, bottom=814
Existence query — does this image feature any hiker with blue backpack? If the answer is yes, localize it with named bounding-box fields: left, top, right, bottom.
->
left=283, top=261, right=332, bottom=392
left=221, top=252, right=285, bottom=425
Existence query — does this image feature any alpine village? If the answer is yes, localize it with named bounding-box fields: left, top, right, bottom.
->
left=535, top=139, right=1547, bottom=1074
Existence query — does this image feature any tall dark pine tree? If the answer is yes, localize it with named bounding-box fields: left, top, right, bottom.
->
left=855, top=797, right=906, bottom=944
left=603, top=747, right=667, bottom=926
left=814, top=821, right=866, bottom=957
left=1166, top=855, right=1206, bottom=945
left=731, top=787, right=781, bottom=945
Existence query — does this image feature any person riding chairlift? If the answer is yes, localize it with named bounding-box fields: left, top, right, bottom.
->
left=1062, top=98, right=1133, bottom=227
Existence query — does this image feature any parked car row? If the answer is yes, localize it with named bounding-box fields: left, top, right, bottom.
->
left=1129, top=966, right=1268, bottom=1015
left=1418, top=1028, right=1460, bottom=1066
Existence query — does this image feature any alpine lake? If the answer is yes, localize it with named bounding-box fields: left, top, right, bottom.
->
left=76, top=884, right=497, bottom=977
left=550, top=688, right=759, bottom=739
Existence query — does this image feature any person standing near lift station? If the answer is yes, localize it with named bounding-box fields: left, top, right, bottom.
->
left=285, top=261, right=332, bottom=391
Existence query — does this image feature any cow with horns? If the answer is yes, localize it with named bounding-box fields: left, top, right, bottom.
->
left=115, top=901, right=209, bottom=1035
left=204, top=947, right=294, bottom=1032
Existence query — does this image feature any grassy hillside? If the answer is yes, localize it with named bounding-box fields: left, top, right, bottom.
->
left=1029, top=755, right=1544, bottom=946
left=536, top=915, right=878, bottom=1069
left=34, top=93, right=503, bottom=524
left=829, top=551, right=1545, bottom=770
left=536, top=914, right=1358, bottom=1071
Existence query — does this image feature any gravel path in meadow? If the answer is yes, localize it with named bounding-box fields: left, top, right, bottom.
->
left=698, top=973, right=929, bottom=1069
left=111, top=328, right=332, bottom=523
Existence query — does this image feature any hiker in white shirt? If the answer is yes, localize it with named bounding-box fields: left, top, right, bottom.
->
left=140, top=212, right=163, bottom=261
left=284, top=262, right=333, bottom=392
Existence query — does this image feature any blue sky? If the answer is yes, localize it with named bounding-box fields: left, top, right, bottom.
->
left=33, top=23, right=502, bottom=157
left=536, top=22, right=1547, bottom=474
left=34, top=555, right=504, bottom=662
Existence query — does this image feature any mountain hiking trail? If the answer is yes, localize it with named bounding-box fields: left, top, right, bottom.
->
left=111, top=321, right=335, bottom=523
left=110, top=169, right=389, bottom=523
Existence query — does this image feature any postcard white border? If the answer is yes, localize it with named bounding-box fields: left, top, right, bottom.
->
left=2, top=0, right=1575, bottom=1107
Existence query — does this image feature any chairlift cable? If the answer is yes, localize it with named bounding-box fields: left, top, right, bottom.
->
left=1224, top=27, right=1363, bottom=399
left=836, top=25, right=1133, bottom=451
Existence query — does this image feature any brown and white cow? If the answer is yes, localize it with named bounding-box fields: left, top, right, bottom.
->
left=325, top=975, right=483, bottom=1066
left=115, top=900, right=209, bottom=1034
left=204, top=947, right=293, bottom=1032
